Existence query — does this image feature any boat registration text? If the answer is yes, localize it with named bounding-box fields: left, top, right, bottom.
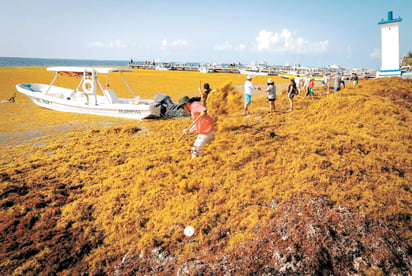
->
left=119, top=109, right=142, bottom=114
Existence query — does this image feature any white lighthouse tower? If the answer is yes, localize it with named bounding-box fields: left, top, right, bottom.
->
left=377, top=11, right=402, bottom=78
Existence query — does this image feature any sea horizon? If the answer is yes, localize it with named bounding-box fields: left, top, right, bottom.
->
left=0, top=56, right=379, bottom=71
left=0, top=56, right=132, bottom=67
left=0, top=56, right=210, bottom=68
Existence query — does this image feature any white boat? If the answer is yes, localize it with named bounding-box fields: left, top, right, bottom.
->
left=16, top=66, right=182, bottom=119
left=401, top=66, right=412, bottom=79
left=199, top=64, right=214, bottom=73
left=238, top=68, right=268, bottom=76
left=154, top=63, right=175, bottom=71
left=278, top=67, right=326, bottom=82
left=238, top=63, right=269, bottom=76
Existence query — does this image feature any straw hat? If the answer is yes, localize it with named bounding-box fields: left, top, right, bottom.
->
left=178, top=96, right=190, bottom=108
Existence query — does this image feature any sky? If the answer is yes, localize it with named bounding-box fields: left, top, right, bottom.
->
left=1, top=0, right=411, bottom=69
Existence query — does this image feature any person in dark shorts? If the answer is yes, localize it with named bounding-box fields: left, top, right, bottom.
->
left=287, top=78, right=298, bottom=112
left=265, top=78, right=276, bottom=113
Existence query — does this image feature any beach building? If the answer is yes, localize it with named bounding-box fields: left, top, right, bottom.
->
left=377, top=11, right=402, bottom=78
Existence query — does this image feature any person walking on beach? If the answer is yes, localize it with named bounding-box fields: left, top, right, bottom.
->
left=323, top=75, right=330, bottom=96
left=199, top=83, right=214, bottom=107
left=287, top=78, right=298, bottom=112
left=265, top=78, right=276, bottom=113
left=243, top=75, right=261, bottom=115
left=179, top=96, right=215, bottom=159
left=303, top=78, right=315, bottom=100
left=294, top=75, right=301, bottom=94
left=333, top=73, right=342, bottom=93
left=303, top=76, right=310, bottom=96
left=351, top=73, right=359, bottom=89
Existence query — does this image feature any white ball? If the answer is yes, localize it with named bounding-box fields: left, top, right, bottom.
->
left=184, top=226, right=194, bottom=237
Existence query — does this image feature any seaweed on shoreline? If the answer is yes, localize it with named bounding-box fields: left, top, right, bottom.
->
left=0, top=70, right=411, bottom=274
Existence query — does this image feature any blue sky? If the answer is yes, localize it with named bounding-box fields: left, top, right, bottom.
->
left=1, top=0, right=411, bottom=69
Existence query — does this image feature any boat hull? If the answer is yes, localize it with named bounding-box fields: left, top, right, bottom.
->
left=199, top=67, right=214, bottom=73
left=16, top=84, right=155, bottom=120
left=278, top=73, right=324, bottom=81
left=238, top=69, right=268, bottom=76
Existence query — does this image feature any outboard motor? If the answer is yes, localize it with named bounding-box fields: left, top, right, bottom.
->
left=149, top=93, right=183, bottom=118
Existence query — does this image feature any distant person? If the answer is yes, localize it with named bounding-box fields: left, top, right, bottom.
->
left=333, top=73, right=342, bottom=93
left=303, top=76, right=310, bottom=95
left=351, top=73, right=359, bottom=89
left=265, top=78, right=276, bottom=113
left=287, top=78, right=298, bottom=111
left=304, top=78, right=315, bottom=100
left=199, top=83, right=214, bottom=107
left=243, top=75, right=261, bottom=115
left=179, top=96, right=215, bottom=159
left=323, top=75, right=330, bottom=96
left=297, top=77, right=305, bottom=96
left=295, top=75, right=301, bottom=94
left=6, top=92, right=16, bottom=103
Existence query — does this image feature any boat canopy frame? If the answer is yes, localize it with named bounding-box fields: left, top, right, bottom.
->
left=45, top=67, right=137, bottom=103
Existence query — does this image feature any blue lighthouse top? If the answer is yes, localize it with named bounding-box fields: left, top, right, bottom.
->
left=378, top=11, right=402, bottom=25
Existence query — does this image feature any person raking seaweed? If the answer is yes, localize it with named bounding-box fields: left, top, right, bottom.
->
left=178, top=96, right=215, bottom=159
left=198, top=82, right=215, bottom=107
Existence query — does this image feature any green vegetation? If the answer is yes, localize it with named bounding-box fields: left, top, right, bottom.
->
left=402, top=49, right=412, bottom=66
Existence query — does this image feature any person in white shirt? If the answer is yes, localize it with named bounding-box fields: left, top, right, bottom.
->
left=243, top=76, right=261, bottom=115
left=294, top=76, right=301, bottom=93
left=265, top=78, right=276, bottom=113
left=323, top=75, right=330, bottom=96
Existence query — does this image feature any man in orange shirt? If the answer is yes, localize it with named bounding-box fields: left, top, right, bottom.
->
left=179, top=96, right=215, bottom=159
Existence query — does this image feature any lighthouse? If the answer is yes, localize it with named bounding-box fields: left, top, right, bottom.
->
left=377, top=11, right=402, bottom=78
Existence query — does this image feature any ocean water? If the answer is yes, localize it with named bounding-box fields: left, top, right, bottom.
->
left=0, top=56, right=129, bottom=67
left=0, top=57, right=213, bottom=68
